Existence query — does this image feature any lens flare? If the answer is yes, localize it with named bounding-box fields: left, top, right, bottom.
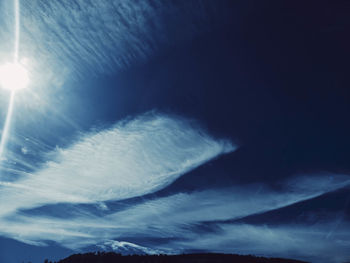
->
left=0, top=92, right=15, bottom=161
left=0, top=62, right=29, bottom=91
left=0, top=0, right=24, bottom=167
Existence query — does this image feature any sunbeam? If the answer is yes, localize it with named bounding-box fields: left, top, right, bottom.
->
left=0, top=91, right=15, bottom=164
left=0, top=0, right=23, bottom=168
left=14, top=0, right=20, bottom=62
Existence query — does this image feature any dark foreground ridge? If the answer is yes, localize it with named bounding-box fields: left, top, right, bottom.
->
left=48, top=252, right=309, bottom=263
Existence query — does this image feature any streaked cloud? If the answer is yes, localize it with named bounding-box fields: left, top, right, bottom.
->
left=169, top=223, right=350, bottom=263
left=0, top=112, right=234, bottom=215
left=0, top=0, right=232, bottom=93
left=0, top=0, right=233, bottom=123
left=0, top=111, right=348, bottom=262
left=0, top=171, right=349, bottom=263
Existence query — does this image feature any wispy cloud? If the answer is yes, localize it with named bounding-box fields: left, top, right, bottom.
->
left=0, top=169, right=349, bottom=263
left=0, top=111, right=349, bottom=262
left=0, top=0, right=232, bottom=88
left=0, top=0, right=234, bottom=121
left=169, top=223, right=350, bottom=263
left=0, top=112, right=234, bottom=214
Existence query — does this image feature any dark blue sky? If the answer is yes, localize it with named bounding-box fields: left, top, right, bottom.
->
left=0, top=1, right=349, bottom=263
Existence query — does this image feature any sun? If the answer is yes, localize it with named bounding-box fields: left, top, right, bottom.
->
left=0, top=62, right=29, bottom=91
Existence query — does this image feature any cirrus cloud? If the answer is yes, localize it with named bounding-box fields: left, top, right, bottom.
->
left=0, top=112, right=235, bottom=215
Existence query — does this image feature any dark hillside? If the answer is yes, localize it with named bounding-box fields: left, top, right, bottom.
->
left=48, top=252, right=309, bottom=263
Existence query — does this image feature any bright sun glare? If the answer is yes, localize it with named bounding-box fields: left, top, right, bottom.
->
left=0, top=62, right=29, bottom=91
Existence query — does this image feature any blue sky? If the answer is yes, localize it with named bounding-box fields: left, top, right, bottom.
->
left=0, top=1, right=349, bottom=263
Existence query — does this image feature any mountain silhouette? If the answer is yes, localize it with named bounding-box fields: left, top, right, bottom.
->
left=43, top=252, right=309, bottom=263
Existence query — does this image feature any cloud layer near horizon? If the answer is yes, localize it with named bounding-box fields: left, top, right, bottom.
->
left=0, top=113, right=349, bottom=263
left=0, top=175, right=349, bottom=262
left=2, top=112, right=349, bottom=263
left=1, top=152, right=350, bottom=263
